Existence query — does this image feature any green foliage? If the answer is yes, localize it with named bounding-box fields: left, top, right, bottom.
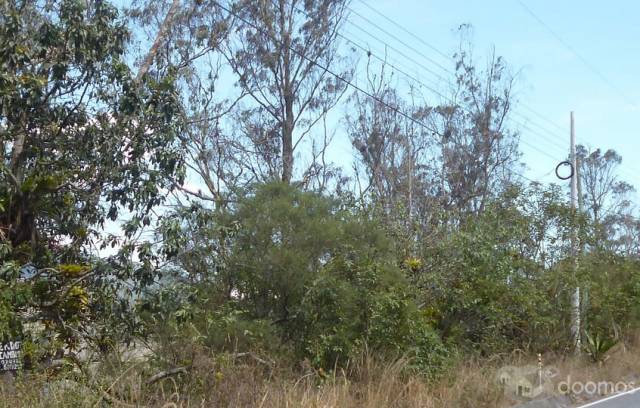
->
left=151, top=180, right=638, bottom=376
left=154, top=183, right=451, bottom=377
left=222, top=182, right=389, bottom=323
left=578, top=252, right=640, bottom=337
left=224, top=182, right=450, bottom=370
left=139, top=280, right=282, bottom=362
left=201, top=308, right=278, bottom=354
left=296, top=255, right=392, bottom=369
left=421, top=186, right=576, bottom=354
left=0, top=0, right=184, bottom=355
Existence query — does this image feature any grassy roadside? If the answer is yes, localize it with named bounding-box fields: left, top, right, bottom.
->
left=2, top=336, right=640, bottom=408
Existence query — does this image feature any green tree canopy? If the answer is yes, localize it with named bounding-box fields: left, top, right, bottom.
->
left=0, top=0, right=184, bottom=347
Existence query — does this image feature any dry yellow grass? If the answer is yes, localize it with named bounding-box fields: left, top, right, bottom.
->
left=0, top=354, right=512, bottom=408
left=3, top=338, right=640, bottom=408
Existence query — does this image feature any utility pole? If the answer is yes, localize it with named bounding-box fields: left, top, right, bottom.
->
left=570, top=111, right=581, bottom=353
left=577, top=144, right=588, bottom=335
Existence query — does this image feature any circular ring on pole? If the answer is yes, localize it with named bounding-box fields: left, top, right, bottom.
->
left=555, top=161, right=574, bottom=180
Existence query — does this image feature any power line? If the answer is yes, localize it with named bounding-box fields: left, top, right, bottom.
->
left=215, top=0, right=549, bottom=186
left=511, top=112, right=568, bottom=152
left=331, top=3, right=578, bottom=179
left=351, top=0, right=609, bottom=182
left=346, top=6, right=640, bottom=193
left=347, top=5, right=453, bottom=78
left=341, top=28, right=568, bottom=162
left=516, top=0, right=637, bottom=106
left=344, top=1, right=640, bottom=185
left=519, top=103, right=566, bottom=133
left=283, top=0, right=566, bottom=162
left=351, top=0, right=571, bottom=134
left=345, top=4, right=573, bottom=148
left=340, top=16, right=569, bottom=157
left=343, top=24, right=447, bottom=85
left=340, top=28, right=448, bottom=99
left=353, top=0, right=452, bottom=62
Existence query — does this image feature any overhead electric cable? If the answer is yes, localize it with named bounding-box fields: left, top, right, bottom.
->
left=340, top=30, right=568, bottom=161
left=214, top=1, right=566, bottom=187
left=347, top=1, right=579, bottom=140
left=353, top=0, right=452, bottom=62
left=344, top=1, right=640, bottom=184
left=340, top=20, right=569, bottom=155
left=516, top=0, right=637, bottom=106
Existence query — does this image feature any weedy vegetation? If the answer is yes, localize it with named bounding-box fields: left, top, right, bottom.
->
left=1, top=0, right=640, bottom=407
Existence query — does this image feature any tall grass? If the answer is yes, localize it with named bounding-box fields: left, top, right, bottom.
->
left=0, top=353, right=511, bottom=408
left=3, top=339, right=640, bottom=407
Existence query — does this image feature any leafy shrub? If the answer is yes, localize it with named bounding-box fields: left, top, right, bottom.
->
left=296, top=255, right=451, bottom=377
left=578, top=252, right=640, bottom=339
left=420, top=188, right=572, bottom=354
left=139, top=282, right=281, bottom=357
left=222, top=182, right=390, bottom=328
left=153, top=182, right=453, bottom=376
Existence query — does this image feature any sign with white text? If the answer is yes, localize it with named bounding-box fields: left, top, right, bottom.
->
left=0, top=341, right=22, bottom=371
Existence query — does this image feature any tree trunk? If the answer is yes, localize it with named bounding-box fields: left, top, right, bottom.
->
left=282, top=96, right=294, bottom=183
left=281, top=3, right=293, bottom=184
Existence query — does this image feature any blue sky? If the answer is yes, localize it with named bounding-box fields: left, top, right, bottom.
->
left=118, top=0, right=639, bottom=203
left=102, top=0, right=640, bottom=252
left=345, top=0, right=640, bottom=196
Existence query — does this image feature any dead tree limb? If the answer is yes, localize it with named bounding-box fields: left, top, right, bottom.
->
left=145, top=366, right=189, bottom=386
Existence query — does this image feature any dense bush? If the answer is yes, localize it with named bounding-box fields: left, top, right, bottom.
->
left=297, top=255, right=450, bottom=376
left=223, top=183, right=391, bottom=324
left=420, top=187, right=579, bottom=354
left=578, top=252, right=640, bottom=338
left=146, top=182, right=640, bottom=378
left=148, top=182, right=452, bottom=377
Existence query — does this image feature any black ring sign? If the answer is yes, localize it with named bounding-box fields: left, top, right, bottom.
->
left=555, top=161, right=574, bottom=180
